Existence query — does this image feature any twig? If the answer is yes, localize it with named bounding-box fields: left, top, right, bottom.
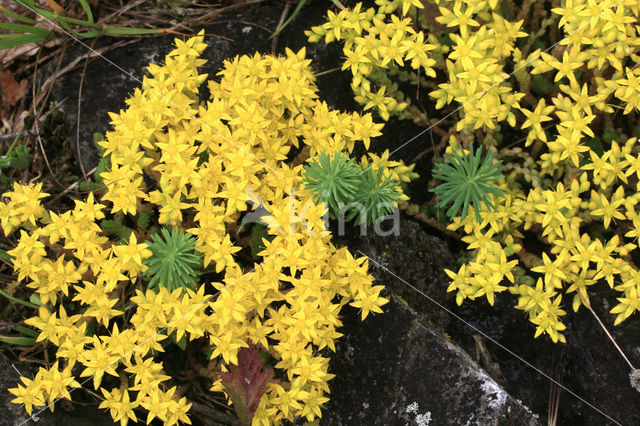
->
left=31, top=41, right=65, bottom=190
left=0, top=131, right=33, bottom=142
left=579, top=293, right=636, bottom=370
left=315, top=66, right=342, bottom=77
left=75, top=38, right=98, bottom=184
left=271, top=0, right=295, bottom=53
left=45, top=165, right=97, bottom=207
left=187, top=0, right=269, bottom=27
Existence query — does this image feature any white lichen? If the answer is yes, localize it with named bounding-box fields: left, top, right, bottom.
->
left=630, top=369, right=640, bottom=392
left=406, top=401, right=419, bottom=414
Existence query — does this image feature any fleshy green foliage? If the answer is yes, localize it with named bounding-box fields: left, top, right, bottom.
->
left=250, top=223, right=269, bottom=260
left=142, top=227, right=202, bottom=292
left=302, top=151, right=403, bottom=226
left=302, top=151, right=359, bottom=214
left=99, top=219, right=133, bottom=243
left=430, top=144, right=506, bottom=223
left=92, top=132, right=109, bottom=186
left=0, top=144, right=30, bottom=171
left=349, top=166, right=401, bottom=226
left=136, top=210, right=150, bottom=231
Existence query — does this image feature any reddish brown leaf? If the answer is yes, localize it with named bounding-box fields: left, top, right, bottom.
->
left=220, top=342, right=274, bottom=426
left=0, top=70, right=27, bottom=111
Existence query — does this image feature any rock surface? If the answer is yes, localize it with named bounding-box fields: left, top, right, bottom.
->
left=336, top=219, right=640, bottom=426
left=323, top=296, right=541, bottom=425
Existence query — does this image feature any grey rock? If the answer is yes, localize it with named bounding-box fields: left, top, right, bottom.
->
left=322, top=295, right=540, bottom=425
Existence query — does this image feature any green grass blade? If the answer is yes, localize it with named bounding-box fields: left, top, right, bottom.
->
left=0, top=22, right=49, bottom=35
left=76, top=0, right=94, bottom=23
left=0, top=248, right=10, bottom=261
left=270, top=0, right=306, bottom=39
left=0, top=34, right=46, bottom=49
left=13, top=325, right=38, bottom=337
left=0, top=335, right=36, bottom=346
left=56, top=15, right=96, bottom=27
left=14, top=0, right=38, bottom=8
left=102, top=26, right=161, bottom=35
left=0, top=32, right=37, bottom=38
left=56, top=15, right=86, bottom=37
left=0, top=288, right=39, bottom=309
left=0, top=6, right=37, bottom=24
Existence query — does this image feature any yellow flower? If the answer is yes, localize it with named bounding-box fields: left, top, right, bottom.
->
left=590, top=186, right=626, bottom=228
left=448, top=34, right=483, bottom=70
left=41, top=361, right=80, bottom=402
left=611, top=286, right=640, bottom=325
left=531, top=252, right=567, bottom=290
left=8, top=375, right=45, bottom=415
left=0, top=182, right=48, bottom=235
left=531, top=295, right=567, bottom=343
left=139, top=387, right=173, bottom=424
left=520, top=98, right=554, bottom=142
left=99, top=388, right=138, bottom=426
left=112, top=232, right=152, bottom=273
left=350, top=285, right=388, bottom=320
left=447, top=3, right=479, bottom=37
left=79, top=336, right=121, bottom=389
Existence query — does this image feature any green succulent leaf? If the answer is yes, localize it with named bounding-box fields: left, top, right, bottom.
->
left=430, top=143, right=506, bottom=223
left=142, top=227, right=202, bottom=293
left=7, top=144, right=30, bottom=170
left=348, top=166, right=402, bottom=226
left=100, top=219, right=133, bottom=243
left=302, top=151, right=360, bottom=215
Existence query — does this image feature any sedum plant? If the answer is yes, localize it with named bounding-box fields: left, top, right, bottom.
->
left=349, top=163, right=403, bottom=226
left=430, top=142, right=506, bottom=223
left=302, top=150, right=360, bottom=214
left=311, top=0, right=640, bottom=347
left=142, top=227, right=202, bottom=292
left=1, top=33, right=405, bottom=425
left=302, top=150, right=406, bottom=225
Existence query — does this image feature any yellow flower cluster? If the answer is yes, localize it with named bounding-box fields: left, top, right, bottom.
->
left=307, top=0, right=436, bottom=123
left=0, top=182, right=48, bottom=235
left=313, top=0, right=640, bottom=343
left=440, top=1, right=640, bottom=342
left=2, top=33, right=392, bottom=424
left=9, top=361, right=79, bottom=416
left=431, top=0, right=527, bottom=131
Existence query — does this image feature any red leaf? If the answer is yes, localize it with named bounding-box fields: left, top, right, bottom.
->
left=220, top=342, right=274, bottom=426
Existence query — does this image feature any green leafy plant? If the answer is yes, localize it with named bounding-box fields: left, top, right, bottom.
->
left=142, top=227, right=202, bottom=292
left=0, top=324, right=38, bottom=346
left=430, top=144, right=506, bottom=223
left=349, top=165, right=401, bottom=226
left=100, top=219, right=133, bottom=243
left=0, top=0, right=160, bottom=50
left=0, top=143, right=30, bottom=171
left=302, top=150, right=359, bottom=214
left=302, top=150, right=403, bottom=226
